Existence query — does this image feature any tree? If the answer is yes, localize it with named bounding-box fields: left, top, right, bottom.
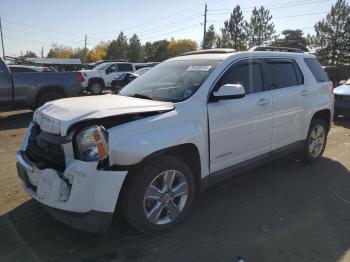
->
left=274, top=29, right=308, bottom=51
left=23, top=50, right=38, bottom=59
left=46, top=44, right=73, bottom=58
left=202, top=24, right=216, bottom=49
left=88, top=41, right=109, bottom=62
left=218, top=5, right=246, bottom=50
left=145, top=40, right=170, bottom=62
left=105, top=31, right=128, bottom=59
left=128, top=34, right=143, bottom=62
left=71, top=47, right=88, bottom=61
left=168, top=39, right=197, bottom=57
left=245, top=6, right=275, bottom=48
left=308, top=0, right=350, bottom=65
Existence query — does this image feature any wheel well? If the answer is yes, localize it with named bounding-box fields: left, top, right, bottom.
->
left=35, top=86, right=66, bottom=108
left=117, top=144, right=202, bottom=207
left=311, top=109, right=331, bottom=132
left=88, top=78, right=105, bottom=87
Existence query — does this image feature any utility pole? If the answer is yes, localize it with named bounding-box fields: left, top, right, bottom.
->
left=0, top=18, right=5, bottom=59
left=202, top=4, right=207, bottom=49
left=84, top=34, right=87, bottom=64
left=41, top=46, right=44, bottom=58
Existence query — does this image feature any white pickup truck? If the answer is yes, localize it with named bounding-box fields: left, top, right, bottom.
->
left=81, top=62, right=135, bottom=94
left=16, top=47, right=333, bottom=234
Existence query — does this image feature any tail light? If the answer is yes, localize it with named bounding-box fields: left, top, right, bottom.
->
left=75, top=72, right=85, bottom=83
left=329, top=81, right=334, bottom=94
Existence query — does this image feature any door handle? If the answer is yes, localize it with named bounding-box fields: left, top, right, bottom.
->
left=300, top=90, right=310, bottom=96
left=257, top=98, right=269, bottom=106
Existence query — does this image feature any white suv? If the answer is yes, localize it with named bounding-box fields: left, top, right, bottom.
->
left=81, top=62, right=135, bottom=94
left=16, top=47, right=333, bottom=234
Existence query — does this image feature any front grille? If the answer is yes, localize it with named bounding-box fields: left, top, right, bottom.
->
left=25, top=124, right=65, bottom=171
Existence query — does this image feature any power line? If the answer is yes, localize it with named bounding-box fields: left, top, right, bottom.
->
left=208, top=0, right=333, bottom=12
left=207, top=11, right=328, bottom=23
left=90, top=13, right=203, bottom=40
left=89, top=2, right=205, bottom=35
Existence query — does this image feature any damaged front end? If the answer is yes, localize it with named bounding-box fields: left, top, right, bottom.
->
left=16, top=109, right=171, bottom=233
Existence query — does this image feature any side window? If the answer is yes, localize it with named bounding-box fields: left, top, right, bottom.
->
left=118, top=63, right=134, bottom=72
left=304, top=58, right=329, bottom=82
left=0, top=60, right=8, bottom=73
left=265, top=61, right=298, bottom=89
left=108, top=64, right=118, bottom=72
left=219, top=61, right=264, bottom=94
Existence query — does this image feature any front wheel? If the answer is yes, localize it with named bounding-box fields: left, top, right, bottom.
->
left=300, top=118, right=328, bottom=163
left=122, top=156, right=196, bottom=234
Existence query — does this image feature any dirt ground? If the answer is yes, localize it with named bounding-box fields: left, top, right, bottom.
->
left=1, top=109, right=350, bottom=262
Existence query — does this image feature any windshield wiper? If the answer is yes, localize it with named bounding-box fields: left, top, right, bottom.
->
left=130, top=93, right=155, bottom=100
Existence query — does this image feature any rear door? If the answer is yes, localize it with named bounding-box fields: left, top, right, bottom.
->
left=0, top=60, right=12, bottom=107
left=208, top=59, right=273, bottom=173
left=264, top=58, right=306, bottom=150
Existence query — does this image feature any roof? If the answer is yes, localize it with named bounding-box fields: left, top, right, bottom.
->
left=26, top=58, right=81, bottom=65
left=181, top=48, right=236, bottom=56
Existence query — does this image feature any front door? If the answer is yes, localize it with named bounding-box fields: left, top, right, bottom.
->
left=208, top=59, right=273, bottom=173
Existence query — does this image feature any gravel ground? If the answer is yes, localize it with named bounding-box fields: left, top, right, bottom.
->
left=1, top=109, right=350, bottom=262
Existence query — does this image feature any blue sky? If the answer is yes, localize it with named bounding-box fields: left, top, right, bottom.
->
left=0, top=0, right=336, bottom=57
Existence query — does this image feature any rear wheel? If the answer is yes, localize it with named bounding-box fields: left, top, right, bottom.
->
left=122, top=155, right=196, bottom=234
left=37, top=91, right=64, bottom=108
left=300, top=118, right=328, bottom=163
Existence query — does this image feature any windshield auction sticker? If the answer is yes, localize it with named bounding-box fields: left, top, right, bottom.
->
left=186, top=65, right=212, bottom=71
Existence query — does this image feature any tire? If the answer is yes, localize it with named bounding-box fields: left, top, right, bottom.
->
left=37, top=91, right=64, bottom=108
left=122, top=155, right=196, bottom=234
left=89, top=80, right=103, bottom=95
left=299, top=118, right=328, bottom=163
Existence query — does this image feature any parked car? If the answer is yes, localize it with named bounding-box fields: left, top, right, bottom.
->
left=334, top=78, right=350, bottom=116
left=16, top=47, right=333, bottom=234
left=0, top=57, right=85, bottom=110
left=9, top=65, right=56, bottom=73
left=80, top=62, right=135, bottom=95
left=111, top=67, right=151, bottom=92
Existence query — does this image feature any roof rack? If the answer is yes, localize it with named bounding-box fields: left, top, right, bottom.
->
left=250, top=46, right=303, bottom=53
left=181, top=48, right=236, bottom=56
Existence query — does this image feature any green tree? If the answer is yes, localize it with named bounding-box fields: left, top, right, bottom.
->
left=308, top=0, right=350, bottom=65
left=128, top=34, right=143, bottom=62
left=245, top=6, right=275, bottom=48
left=219, top=5, right=246, bottom=50
left=202, top=24, right=217, bottom=49
left=106, top=31, right=128, bottom=59
left=71, top=47, right=89, bottom=62
left=46, top=44, right=73, bottom=58
left=23, top=50, right=38, bottom=59
left=274, top=29, right=308, bottom=52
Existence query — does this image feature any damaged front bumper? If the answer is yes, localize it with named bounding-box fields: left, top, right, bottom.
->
left=16, top=150, right=127, bottom=234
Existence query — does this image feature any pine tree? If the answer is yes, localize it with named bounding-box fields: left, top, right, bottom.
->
left=245, top=6, right=275, bottom=48
left=219, top=5, right=246, bottom=50
left=202, top=24, right=217, bottom=49
left=106, top=31, right=128, bottom=59
left=275, top=30, right=308, bottom=52
left=308, top=0, right=350, bottom=65
left=128, top=34, right=143, bottom=62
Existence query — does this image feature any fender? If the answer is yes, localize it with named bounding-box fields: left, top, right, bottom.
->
left=107, top=107, right=210, bottom=179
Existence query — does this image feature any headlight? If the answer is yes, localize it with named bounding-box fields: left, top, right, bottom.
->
left=75, top=125, right=109, bottom=162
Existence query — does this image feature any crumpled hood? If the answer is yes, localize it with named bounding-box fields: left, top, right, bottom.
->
left=334, top=84, right=350, bottom=96
left=33, top=94, right=174, bottom=135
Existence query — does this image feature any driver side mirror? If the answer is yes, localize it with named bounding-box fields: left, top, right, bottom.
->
left=210, top=84, right=246, bottom=102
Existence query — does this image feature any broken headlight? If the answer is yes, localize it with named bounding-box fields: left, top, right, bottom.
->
left=75, top=125, right=109, bottom=162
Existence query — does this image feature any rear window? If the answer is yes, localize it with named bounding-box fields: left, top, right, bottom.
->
left=304, top=58, right=329, bottom=82
left=265, top=61, right=299, bottom=89
left=118, top=63, right=133, bottom=72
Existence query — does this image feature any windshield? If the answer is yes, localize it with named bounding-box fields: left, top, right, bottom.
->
left=93, top=62, right=112, bottom=70
left=119, top=59, right=220, bottom=102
